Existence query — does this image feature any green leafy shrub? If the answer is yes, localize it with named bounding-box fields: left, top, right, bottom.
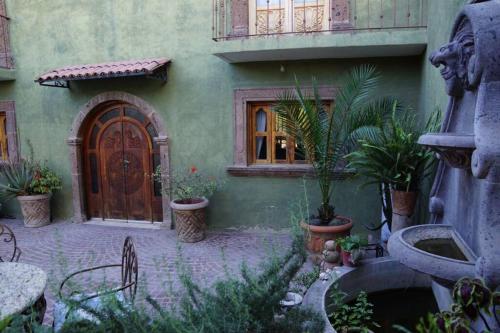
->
left=0, top=159, right=61, bottom=201
left=328, top=280, right=379, bottom=332
left=3, top=218, right=324, bottom=333
left=293, top=266, right=320, bottom=292
left=336, top=235, right=367, bottom=253
left=346, top=106, right=441, bottom=231
left=395, top=277, right=500, bottom=333
left=155, top=165, right=220, bottom=203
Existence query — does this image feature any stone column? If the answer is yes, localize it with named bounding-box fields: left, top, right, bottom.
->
left=67, top=137, right=87, bottom=223
left=155, top=136, right=173, bottom=229
left=231, top=0, right=249, bottom=36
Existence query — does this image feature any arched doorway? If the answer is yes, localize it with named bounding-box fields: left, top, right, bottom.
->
left=83, top=103, right=162, bottom=222
left=68, top=92, right=171, bottom=228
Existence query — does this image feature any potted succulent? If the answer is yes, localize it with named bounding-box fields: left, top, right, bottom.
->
left=156, top=165, right=219, bottom=243
left=337, top=235, right=367, bottom=267
left=273, top=65, right=395, bottom=252
left=346, top=107, right=441, bottom=233
left=0, top=159, right=62, bottom=227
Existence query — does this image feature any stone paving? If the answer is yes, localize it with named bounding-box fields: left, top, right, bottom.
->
left=1, top=219, right=292, bottom=325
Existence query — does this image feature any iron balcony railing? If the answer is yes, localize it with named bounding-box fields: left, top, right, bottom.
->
left=0, top=0, right=13, bottom=69
left=213, top=0, right=427, bottom=41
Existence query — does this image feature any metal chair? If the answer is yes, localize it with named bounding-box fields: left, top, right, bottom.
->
left=0, top=223, right=21, bottom=262
left=53, top=236, right=138, bottom=331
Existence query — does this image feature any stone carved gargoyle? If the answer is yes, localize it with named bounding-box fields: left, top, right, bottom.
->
left=429, top=0, right=500, bottom=289
left=429, top=19, right=476, bottom=97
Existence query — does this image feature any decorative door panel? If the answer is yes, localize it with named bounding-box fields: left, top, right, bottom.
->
left=83, top=104, right=162, bottom=222
left=122, top=121, right=152, bottom=221
left=99, top=121, right=128, bottom=220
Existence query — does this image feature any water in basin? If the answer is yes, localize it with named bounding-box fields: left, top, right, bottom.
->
left=349, top=288, right=438, bottom=332
left=414, top=238, right=468, bottom=261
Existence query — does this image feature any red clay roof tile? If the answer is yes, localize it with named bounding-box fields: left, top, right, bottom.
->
left=36, top=58, right=170, bottom=83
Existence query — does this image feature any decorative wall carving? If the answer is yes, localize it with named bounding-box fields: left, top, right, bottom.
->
left=429, top=18, right=475, bottom=97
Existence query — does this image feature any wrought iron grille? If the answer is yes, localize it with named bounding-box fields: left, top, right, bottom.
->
left=0, top=0, right=13, bottom=69
left=213, top=0, right=428, bottom=41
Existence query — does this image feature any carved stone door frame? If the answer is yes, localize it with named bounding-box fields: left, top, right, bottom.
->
left=67, top=92, right=172, bottom=229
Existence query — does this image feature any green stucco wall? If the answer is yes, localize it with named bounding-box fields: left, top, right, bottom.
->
left=0, top=0, right=462, bottom=233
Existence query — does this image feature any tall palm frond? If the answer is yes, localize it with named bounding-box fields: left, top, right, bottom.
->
left=272, top=65, right=394, bottom=224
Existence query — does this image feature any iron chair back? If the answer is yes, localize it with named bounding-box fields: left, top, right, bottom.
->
left=0, top=223, right=21, bottom=262
left=59, top=236, right=138, bottom=302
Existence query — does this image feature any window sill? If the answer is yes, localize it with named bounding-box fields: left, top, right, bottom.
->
left=226, top=164, right=354, bottom=179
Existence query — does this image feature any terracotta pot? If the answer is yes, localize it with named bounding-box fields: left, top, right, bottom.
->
left=341, top=250, right=356, bottom=267
left=391, top=190, right=418, bottom=216
left=170, top=197, right=209, bottom=243
left=300, top=216, right=353, bottom=253
left=17, top=194, right=51, bottom=228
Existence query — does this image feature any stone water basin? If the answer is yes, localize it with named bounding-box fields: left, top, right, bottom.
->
left=388, top=224, right=477, bottom=284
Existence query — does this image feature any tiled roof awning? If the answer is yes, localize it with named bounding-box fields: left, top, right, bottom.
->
left=35, top=58, right=171, bottom=88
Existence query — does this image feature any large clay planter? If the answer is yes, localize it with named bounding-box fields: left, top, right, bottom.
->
left=391, top=190, right=418, bottom=232
left=300, top=216, right=353, bottom=253
left=391, top=190, right=418, bottom=216
left=17, top=194, right=51, bottom=228
left=170, top=197, right=209, bottom=243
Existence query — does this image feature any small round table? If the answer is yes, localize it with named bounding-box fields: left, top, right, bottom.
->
left=0, top=262, right=47, bottom=322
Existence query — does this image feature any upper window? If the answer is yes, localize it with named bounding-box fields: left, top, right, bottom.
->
left=248, top=103, right=307, bottom=164
left=249, top=0, right=329, bottom=35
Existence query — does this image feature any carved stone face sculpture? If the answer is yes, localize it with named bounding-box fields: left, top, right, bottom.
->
left=429, top=19, right=475, bottom=97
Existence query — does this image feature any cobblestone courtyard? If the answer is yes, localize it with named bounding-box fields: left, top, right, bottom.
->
left=2, top=219, right=291, bottom=325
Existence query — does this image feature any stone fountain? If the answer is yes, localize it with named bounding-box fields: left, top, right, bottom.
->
left=388, top=0, right=500, bottom=294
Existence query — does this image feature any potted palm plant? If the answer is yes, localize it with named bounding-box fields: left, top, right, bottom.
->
left=346, top=107, right=441, bottom=233
left=273, top=65, right=394, bottom=253
left=0, top=159, right=62, bottom=227
left=156, top=166, right=219, bottom=243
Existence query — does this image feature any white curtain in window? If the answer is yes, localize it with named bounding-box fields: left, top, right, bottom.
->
left=256, top=110, right=267, bottom=159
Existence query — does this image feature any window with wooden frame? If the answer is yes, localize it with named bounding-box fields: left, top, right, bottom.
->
left=248, top=102, right=309, bottom=165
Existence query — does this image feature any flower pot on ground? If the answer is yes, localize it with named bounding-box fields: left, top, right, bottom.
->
left=0, top=158, right=62, bottom=228
left=337, top=235, right=367, bottom=267
left=17, top=194, right=51, bottom=228
left=273, top=65, right=395, bottom=252
left=155, top=165, right=220, bottom=243
left=170, top=197, right=209, bottom=243
left=300, top=217, right=352, bottom=253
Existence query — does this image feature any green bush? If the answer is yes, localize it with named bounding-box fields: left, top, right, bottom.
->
left=3, top=224, right=324, bottom=333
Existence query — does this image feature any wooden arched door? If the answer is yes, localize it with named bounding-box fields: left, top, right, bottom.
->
left=83, top=104, right=163, bottom=222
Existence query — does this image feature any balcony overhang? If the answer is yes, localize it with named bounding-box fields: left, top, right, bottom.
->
left=212, top=28, right=427, bottom=63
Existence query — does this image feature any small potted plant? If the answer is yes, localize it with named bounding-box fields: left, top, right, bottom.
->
left=156, top=165, right=219, bottom=243
left=0, top=159, right=62, bottom=227
left=337, top=235, right=367, bottom=267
